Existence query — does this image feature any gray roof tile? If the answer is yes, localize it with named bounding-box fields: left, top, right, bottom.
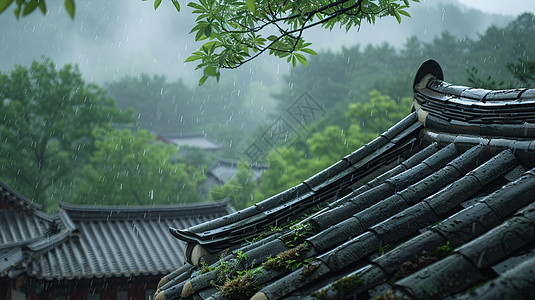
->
left=0, top=196, right=233, bottom=281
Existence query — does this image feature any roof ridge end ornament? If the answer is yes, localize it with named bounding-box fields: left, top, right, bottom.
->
left=413, top=59, right=444, bottom=90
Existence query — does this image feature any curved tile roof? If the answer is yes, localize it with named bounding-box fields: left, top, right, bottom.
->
left=156, top=60, right=535, bottom=300
left=0, top=181, right=54, bottom=277
left=0, top=198, right=234, bottom=281
left=157, top=134, right=223, bottom=151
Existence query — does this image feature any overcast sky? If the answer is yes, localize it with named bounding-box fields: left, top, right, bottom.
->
left=457, top=0, right=535, bottom=15
left=1, top=0, right=533, bottom=87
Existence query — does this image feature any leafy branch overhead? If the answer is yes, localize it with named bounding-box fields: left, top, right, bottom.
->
left=1, top=0, right=418, bottom=85
left=181, top=0, right=418, bottom=85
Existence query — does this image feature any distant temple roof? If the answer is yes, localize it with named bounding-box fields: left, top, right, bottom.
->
left=157, top=133, right=222, bottom=151
left=0, top=183, right=234, bottom=281
left=207, top=159, right=267, bottom=185
left=156, top=60, right=535, bottom=300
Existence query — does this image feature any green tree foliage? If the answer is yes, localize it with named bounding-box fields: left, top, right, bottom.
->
left=106, top=74, right=193, bottom=134
left=273, top=13, right=535, bottom=126
left=466, top=67, right=507, bottom=90
left=72, top=129, right=203, bottom=205
left=255, top=90, right=411, bottom=199
left=347, top=90, right=413, bottom=134
left=182, top=0, right=418, bottom=84
left=210, top=161, right=259, bottom=209
left=2, top=0, right=420, bottom=84
left=106, top=73, right=262, bottom=159
left=257, top=147, right=326, bottom=200
left=250, top=13, right=535, bottom=204
left=0, top=58, right=130, bottom=207
left=508, top=58, right=535, bottom=87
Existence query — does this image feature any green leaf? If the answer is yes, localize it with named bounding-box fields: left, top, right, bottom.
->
left=394, top=10, right=401, bottom=23
left=267, top=35, right=278, bottom=42
left=245, top=0, right=255, bottom=13
left=65, top=0, right=74, bottom=19
left=154, top=0, right=162, bottom=10
left=184, top=55, right=202, bottom=62
left=204, top=66, right=218, bottom=76
left=187, top=2, right=205, bottom=11
left=0, top=0, right=14, bottom=14
left=199, top=75, right=209, bottom=86
left=195, top=27, right=205, bottom=41
left=300, top=48, right=317, bottom=55
left=171, top=0, right=180, bottom=12
left=204, top=23, right=212, bottom=38
left=22, top=0, right=38, bottom=16
left=294, top=53, right=308, bottom=66
left=38, top=0, right=46, bottom=14
left=201, top=41, right=217, bottom=54
left=398, top=9, right=411, bottom=17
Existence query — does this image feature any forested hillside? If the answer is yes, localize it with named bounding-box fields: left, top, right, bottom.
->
left=273, top=13, right=535, bottom=128
left=215, top=13, right=535, bottom=208
left=1, top=12, right=533, bottom=211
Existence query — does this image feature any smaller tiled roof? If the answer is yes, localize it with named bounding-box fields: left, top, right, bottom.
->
left=0, top=179, right=43, bottom=211
left=0, top=191, right=234, bottom=281
left=157, top=133, right=222, bottom=151
left=207, top=160, right=267, bottom=185
left=0, top=181, right=54, bottom=277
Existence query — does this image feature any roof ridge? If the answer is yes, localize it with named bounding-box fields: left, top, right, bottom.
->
left=0, top=180, right=42, bottom=211
left=59, top=200, right=232, bottom=221
left=413, top=60, right=535, bottom=138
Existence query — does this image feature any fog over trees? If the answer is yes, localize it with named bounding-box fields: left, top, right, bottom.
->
left=1, top=0, right=534, bottom=210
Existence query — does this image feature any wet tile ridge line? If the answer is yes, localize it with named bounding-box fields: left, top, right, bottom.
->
left=304, top=144, right=483, bottom=256
left=179, top=140, right=422, bottom=250
left=357, top=144, right=486, bottom=233
left=167, top=138, right=431, bottom=267
left=320, top=142, right=440, bottom=210
left=170, top=123, right=423, bottom=252
left=415, top=80, right=535, bottom=138
left=171, top=113, right=420, bottom=237
left=307, top=143, right=460, bottom=233
left=424, top=77, right=533, bottom=102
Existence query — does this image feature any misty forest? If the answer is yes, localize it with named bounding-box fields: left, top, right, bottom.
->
left=1, top=1, right=535, bottom=213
